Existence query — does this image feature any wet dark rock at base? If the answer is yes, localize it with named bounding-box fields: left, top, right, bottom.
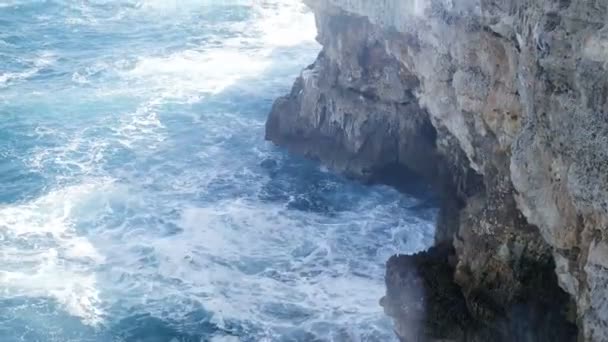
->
left=383, top=244, right=577, bottom=341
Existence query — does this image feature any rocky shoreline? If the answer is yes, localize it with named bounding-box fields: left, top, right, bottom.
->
left=267, top=0, right=608, bottom=340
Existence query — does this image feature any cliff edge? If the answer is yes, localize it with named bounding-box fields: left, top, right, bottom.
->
left=267, top=0, right=608, bottom=340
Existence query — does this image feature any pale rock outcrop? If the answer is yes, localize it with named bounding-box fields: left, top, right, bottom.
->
left=267, top=0, right=608, bottom=340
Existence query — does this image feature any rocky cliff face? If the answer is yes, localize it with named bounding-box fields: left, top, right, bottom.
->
left=267, top=0, right=608, bottom=340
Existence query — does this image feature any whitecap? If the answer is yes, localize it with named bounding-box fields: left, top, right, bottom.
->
left=71, top=71, right=89, bottom=84
left=0, top=39, right=13, bottom=48
left=32, top=51, right=56, bottom=68
left=111, top=99, right=167, bottom=150
left=0, top=182, right=112, bottom=326
left=107, top=0, right=318, bottom=104
left=124, top=49, right=270, bottom=99
left=254, top=0, right=317, bottom=47
left=0, top=52, right=56, bottom=88
left=0, top=70, right=38, bottom=88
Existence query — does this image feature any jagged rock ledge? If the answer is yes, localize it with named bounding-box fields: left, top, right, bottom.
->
left=267, top=0, right=608, bottom=340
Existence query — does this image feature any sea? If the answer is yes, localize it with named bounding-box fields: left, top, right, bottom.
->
left=0, top=1, right=436, bottom=341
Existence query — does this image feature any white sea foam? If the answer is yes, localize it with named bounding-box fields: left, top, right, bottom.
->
left=126, top=49, right=270, bottom=98
left=210, top=336, right=240, bottom=342
left=0, top=1, right=22, bottom=8
left=0, top=182, right=111, bottom=326
left=28, top=131, right=106, bottom=178
left=130, top=196, right=431, bottom=339
left=27, top=100, right=166, bottom=178
left=0, top=52, right=56, bottom=88
left=115, top=0, right=317, bottom=102
left=135, top=0, right=249, bottom=12
left=112, top=99, right=167, bottom=149
left=0, top=39, right=13, bottom=48
left=255, top=1, right=317, bottom=47
left=0, top=71, right=35, bottom=88
left=71, top=71, right=90, bottom=84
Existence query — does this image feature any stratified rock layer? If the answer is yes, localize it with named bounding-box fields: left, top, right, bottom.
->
left=267, top=0, right=608, bottom=340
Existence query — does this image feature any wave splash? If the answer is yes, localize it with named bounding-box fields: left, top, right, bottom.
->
left=0, top=182, right=108, bottom=326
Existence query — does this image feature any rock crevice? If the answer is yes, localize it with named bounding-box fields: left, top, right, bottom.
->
left=267, top=0, right=608, bottom=340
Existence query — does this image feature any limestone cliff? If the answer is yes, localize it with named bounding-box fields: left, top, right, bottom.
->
left=266, top=0, right=608, bottom=340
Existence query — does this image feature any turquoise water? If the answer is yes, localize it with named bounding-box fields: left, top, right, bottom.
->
left=0, top=1, right=436, bottom=341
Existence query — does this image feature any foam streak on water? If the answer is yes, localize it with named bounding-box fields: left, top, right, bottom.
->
left=0, top=1, right=436, bottom=341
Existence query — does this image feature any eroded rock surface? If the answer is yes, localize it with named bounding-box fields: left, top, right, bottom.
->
left=267, top=0, right=608, bottom=340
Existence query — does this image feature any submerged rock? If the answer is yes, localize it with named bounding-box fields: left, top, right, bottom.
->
left=267, top=0, right=608, bottom=340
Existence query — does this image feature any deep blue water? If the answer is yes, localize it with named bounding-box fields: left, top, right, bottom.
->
left=0, top=1, right=436, bottom=341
